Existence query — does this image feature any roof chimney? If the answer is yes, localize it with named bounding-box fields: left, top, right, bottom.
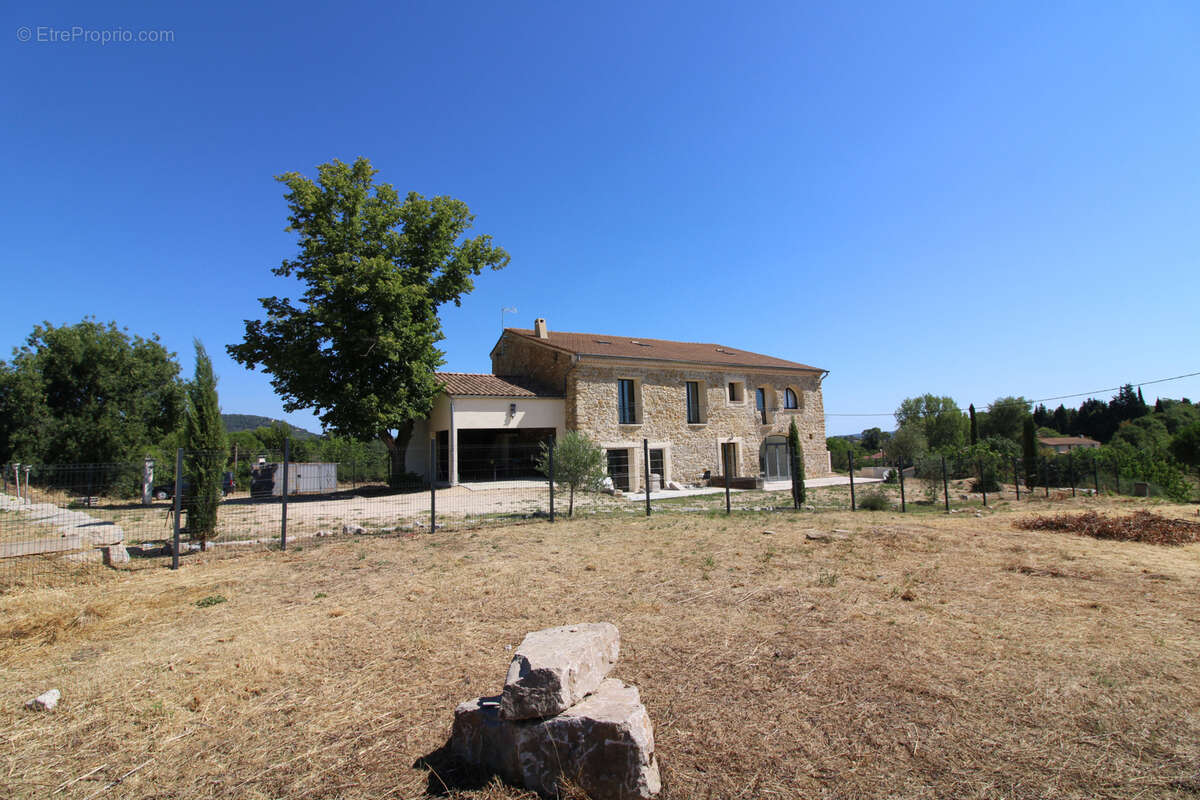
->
left=534, top=318, right=548, bottom=339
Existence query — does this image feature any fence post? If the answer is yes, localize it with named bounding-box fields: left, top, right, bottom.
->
left=1068, top=452, right=1076, bottom=498
left=548, top=444, right=555, bottom=523
left=942, top=455, right=950, bottom=512
left=791, top=446, right=800, bottom=510
left=1042, top=457, right=1049, bottom=498
left=1093, top=463, right=1100, bottom=496
left=1113, top=458, right=1120, bottom=496
left=979, top=458, right=987, bottom=507
left=24, top=466, right=31, bottom=503
left=723, top=445, right=732, bottom=515
left=172, top=448, right=183, bottom=570
left=10, top=463, right=18, bottom=499
left=281, top=439, right=290, bottom=551
left=898, top=461, right=906, bottom=512
left=429, top=439, right=437, bottom=532
left=643, top=438, right=651, bottom=517
left=848, top=450, right=856, bottom=511
left=1013, top=458, right=1021, bottom=500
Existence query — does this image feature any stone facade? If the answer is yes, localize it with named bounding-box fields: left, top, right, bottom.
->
left=491, top=334, right=571, bottom=394
left=489, top=332, right=829, bottom=489
left=568, top=362, right=827, bottom=486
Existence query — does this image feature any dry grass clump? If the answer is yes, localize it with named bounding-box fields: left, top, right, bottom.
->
left=1, top=497, right=1199, bottom=798
left=1017, top=510, right=1200, bottom=546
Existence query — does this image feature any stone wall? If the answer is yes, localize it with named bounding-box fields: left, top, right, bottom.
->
left=491, top=333, right=572, bottom=395
left=569, top=361, right=828, bottom=487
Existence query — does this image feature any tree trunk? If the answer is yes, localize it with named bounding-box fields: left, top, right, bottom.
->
left=379, top=421, right=415, bottom=488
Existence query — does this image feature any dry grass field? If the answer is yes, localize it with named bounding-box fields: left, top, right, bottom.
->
left=3, top=496, right=1200, bottom=799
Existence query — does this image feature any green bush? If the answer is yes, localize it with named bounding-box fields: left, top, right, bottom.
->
left=858, top=491, right=892, bottom=511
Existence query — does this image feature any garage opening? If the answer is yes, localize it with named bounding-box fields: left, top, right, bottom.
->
left=457, top=428, right=556, bottom=482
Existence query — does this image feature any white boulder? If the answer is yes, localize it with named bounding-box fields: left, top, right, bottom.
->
left=500, top=622, right=619, bottom=720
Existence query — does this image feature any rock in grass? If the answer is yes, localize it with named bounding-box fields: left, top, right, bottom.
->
left=500, top=622, right=619, bottom=720
left=102, top=543, right=130, bottom=565
left=25, top=689, right=60, bottom=711
left=342, top=523, right=367, bottom=535
left=452, top=679, right=660, bottom=800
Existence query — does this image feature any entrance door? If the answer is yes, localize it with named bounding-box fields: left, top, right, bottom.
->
left=606, top=449, right=630, bottom=491
left=760, top=436, right=790, bottom=481
left=649, top=449, right=665, bottom=482
left=720, top=442, right=738, bottom=478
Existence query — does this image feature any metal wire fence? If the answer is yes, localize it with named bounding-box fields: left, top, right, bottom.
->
left=1, top=439, right=1185, bottom=585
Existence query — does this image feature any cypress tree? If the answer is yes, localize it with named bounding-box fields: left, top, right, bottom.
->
left=968, top=404, right=978, bottom=446
left=185, top=341, right=227, bottom=550
left=788, top=419, right=806, bottom=508
left=1021, top=417, right=1038, bottom=490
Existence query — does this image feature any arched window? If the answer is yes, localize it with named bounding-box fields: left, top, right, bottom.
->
left=784, top=388, right=799, bottom=409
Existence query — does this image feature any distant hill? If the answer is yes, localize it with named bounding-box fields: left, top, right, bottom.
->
left=221, top=414, right=321, bottom=440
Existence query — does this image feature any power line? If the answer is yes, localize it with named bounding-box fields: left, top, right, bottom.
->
left=824, top=370, right=1200, bottom=419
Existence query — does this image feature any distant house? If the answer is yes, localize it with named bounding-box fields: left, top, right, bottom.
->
left=1038, top=436, right=1100, bottom=453
left=404, top=318, right=831, bottom=490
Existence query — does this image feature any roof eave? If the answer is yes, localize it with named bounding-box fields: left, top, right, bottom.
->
left=573, top=352, right=825, bottom=373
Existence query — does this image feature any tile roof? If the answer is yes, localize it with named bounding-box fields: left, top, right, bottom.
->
left=435, top=373, right=562, bottom=398
left=504, top=329, right=823, bottom=371
left=1038, top=436, right=1101, bottom=446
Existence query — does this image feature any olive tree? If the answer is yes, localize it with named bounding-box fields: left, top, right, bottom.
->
left=536, top=431, right=606, bottom=517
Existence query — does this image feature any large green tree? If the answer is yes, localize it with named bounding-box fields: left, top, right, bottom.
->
left=1171, top=421, right=1200, bottom=471
left=227, top=158, right=509, bottom=481
left=980, top=396, right=1031, bottom=443
left=0, top=319, right=184, bottom=465
left=895, top=394, right=967, bottom=451
left=184, top=342, right=227, bottom=550
left=884, top=424, right=928, bottom=465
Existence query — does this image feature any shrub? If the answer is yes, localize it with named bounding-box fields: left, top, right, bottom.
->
left=971, top=476, right=1001, bottom=493
left=858, top=491, right=891, bottom=511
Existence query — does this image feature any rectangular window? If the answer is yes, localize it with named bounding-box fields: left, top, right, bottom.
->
left=686, top=381, right=701, bottom=424
left=618, top=379, right=637, bottom=424
left=756, top=388, right=767, bottom=424
left=728, top=381, right=744, bottom=402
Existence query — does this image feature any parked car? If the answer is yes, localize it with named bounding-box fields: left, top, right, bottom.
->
left=153, top=472, right=234, bottom=499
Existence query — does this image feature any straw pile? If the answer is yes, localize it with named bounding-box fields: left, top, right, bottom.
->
left=1016, top=510, right=1200, bottom=546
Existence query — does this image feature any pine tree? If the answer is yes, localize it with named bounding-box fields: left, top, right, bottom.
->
left=788, top=419, right=806, bottom=508
left=968, top=404, right=978, bottom=446
left=185, top=341, right=227, bottom=550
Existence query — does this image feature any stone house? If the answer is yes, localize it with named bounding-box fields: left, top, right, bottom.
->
left=1038, top=436, right=1101, bottom=454
left=406, top=319, right=830, bottom=491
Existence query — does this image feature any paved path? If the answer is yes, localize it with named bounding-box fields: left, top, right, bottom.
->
left=0, top=493, right=125, bottom=559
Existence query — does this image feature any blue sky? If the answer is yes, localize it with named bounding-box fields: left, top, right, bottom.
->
left=3, top=1, right=1199, bottom=436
